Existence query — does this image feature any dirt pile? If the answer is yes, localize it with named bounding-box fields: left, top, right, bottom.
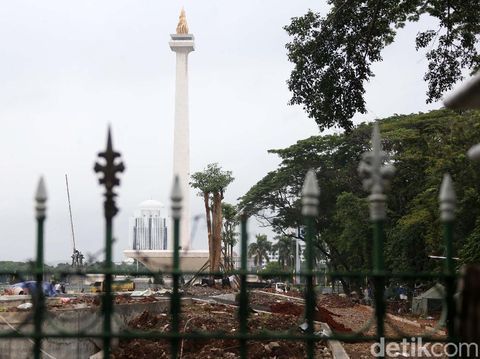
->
left=270, top=302, right=303, bottom=316
left=183, top=285, right=235, bottom=297
left=268, top=298, right=352, bottom=333
left=315, top=306, right=351, bottom=333
left=386, top=299, right=410, bottom=315
left=128, top=310, right=168, bottom=330
left=112, top=302, right=332, bottom=358
left=318, top=294, right=355, bottom=308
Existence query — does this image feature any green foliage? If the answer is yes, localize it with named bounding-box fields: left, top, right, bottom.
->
left=248, top=234, right=272, bottom=269
left=272, top=235, right=297, bottom=269
left=239, top=109, right=480, bottom=286
left=222, top=202, right=239, bottom=248
left=190, top=163, right=234, bottom=195
left=325, top=192, right=371, bottom=272
left=459, top=219, right=480, bottom=265
left=258, top=261, right=291, bottom=281
left=284, top=2, right=480, bottom=131
left=0, top=261, right=146, bottom=284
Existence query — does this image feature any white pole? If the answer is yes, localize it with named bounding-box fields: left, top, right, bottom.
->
left=295, top=231, right=301, bottom=284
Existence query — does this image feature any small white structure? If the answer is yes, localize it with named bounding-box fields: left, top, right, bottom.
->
left=129, top=200, right=168, bottom=250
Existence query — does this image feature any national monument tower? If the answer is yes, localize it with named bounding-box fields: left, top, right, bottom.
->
left=169, top=8, right=194, bottom=250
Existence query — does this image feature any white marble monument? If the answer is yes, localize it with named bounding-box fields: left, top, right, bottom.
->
left=169, top=8, right=194, bottom=251
left=124, top=9, right=208, bottom=272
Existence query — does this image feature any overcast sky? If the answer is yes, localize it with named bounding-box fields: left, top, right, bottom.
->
left=0, top=1, right=443, bottom=263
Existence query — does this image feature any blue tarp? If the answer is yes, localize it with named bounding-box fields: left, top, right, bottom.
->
left=11, top=281, right=56, bottom=297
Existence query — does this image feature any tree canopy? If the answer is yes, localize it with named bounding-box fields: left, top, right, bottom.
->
left=190, top=163, right=234, bottom=196
left=284, top=1, right=480, bottom=131
left=190, top=163, right=234, bottom=273
left=239, top=109, right=480, bottom=291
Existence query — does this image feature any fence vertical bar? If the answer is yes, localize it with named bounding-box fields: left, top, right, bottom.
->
left=170, top=176, right=182, bottom=358
left=301, top=170, right=320, bottom=359
left=238, top=213, right=249, bottom=359
left=439, top=174, right=456, bottom=348
left=372, top=219, right=385, bottom=345
left=358, top=123, right=395, bottom=358
left=94, top=128, right=125, bottom=359
left=33, top=177, right=47, bottom=359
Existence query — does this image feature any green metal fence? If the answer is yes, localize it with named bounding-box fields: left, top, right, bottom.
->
left=0, top=124, right=460, bottom=359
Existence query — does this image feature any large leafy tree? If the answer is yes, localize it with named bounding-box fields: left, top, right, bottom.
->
left=285, top=1, right=480, bottom=131
left=239, top=109, right=480, bottom=292
left=190, top=163, right=234, bottom=273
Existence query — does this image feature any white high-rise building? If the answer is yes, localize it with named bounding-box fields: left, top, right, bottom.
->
left=129, top=200, right=168, bottom=250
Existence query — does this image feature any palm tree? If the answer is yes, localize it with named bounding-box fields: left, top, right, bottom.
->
left=248, top=234, right=272, bottom=270
left=222, top=202, right=238, bottom=270
left=272, top=235, right=296, bottom=269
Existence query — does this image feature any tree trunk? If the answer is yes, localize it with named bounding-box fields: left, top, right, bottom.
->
left=203, top=192, right=213, bottom=272
left=339, top=277, right=351, bottom=295
left=211, top=192, right=223, bottom=273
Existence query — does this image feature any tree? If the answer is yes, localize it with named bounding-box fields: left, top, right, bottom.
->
left=258, top=261, right=291, bottom=282
left=190, top=163, right=234, bottom=273
left=222, top=202, right=239, bottom=270
left=272, top=235, right=296, bottom=269
left=459, top=219, right=480, bottom=265
left=284, top=2, right=480, bottom=131
left=248, top=234, right=272, bottom=270
left=239, top=109, right=480, bottom=292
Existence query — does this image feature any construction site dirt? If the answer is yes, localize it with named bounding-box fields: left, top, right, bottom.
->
left=1, top=287, right=447, bottom=358
left=112, top=302, right=332, bottom=359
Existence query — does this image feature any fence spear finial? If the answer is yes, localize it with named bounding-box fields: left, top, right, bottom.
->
left=171, top=175, right=183, bottom=220
left=301, top=170, right=320, bottom=217
left=468, top=144, right=480, bottom=161
left=35, top=177, right=47, bottom=219
left=94, top=127, right=125, bottom=219
left=439, top=173, right=456, bottom=222
left=358, top=122, right=395, bottom=220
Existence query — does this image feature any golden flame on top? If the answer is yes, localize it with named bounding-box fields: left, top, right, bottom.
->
left=176, top=8, right=189, bottom=34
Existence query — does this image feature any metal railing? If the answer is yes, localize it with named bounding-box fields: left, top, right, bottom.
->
left=0, top=123, right=461, bottom=359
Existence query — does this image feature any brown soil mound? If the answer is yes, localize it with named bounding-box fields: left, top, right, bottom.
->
left=319, top=294, right=355, bottom=308
left=269, top=302, right=303, bottom=316
left=315, top=306, right=352, bottom=333
left=269, top=301, right=351, bottom=333
left=128, top=310, right=168, bottom=330
left=112, top=302, right=331, bottom=358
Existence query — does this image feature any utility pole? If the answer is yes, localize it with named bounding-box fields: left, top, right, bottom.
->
left=65, top=174, right=84, bottom=267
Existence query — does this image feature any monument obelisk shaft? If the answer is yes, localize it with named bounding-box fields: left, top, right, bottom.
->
left=170, top=9, right=194, bottom=250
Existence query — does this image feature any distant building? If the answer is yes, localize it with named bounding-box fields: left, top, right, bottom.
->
left=129, top=200, right=168, bottom=250
left=266, top=240, right=306, bottom=264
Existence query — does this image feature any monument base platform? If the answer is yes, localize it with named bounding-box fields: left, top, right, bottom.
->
left=123, top=250, right=209, bottom=273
